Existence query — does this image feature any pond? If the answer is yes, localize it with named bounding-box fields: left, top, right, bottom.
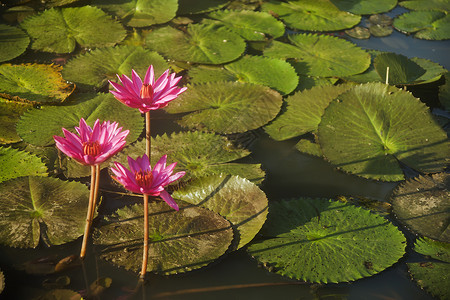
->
left=0, top=1, right=449, bottom=299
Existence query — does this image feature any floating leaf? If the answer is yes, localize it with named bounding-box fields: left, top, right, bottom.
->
left=93, top=0, right=178, bottom=27
left=45, top=0, right=83, bottom=7
left=0, top=24, right=29, bottom=63
left=113, top=131, right=265, bottom=184
left=165, top=81, right=282, bottom=134
left=374, top=52, right=426, bottom=85
left=264, top=84, right=352, bottom=141
left=331, top=0, right=397, bottom=15
left=0, top=64, right=75, bottom=103
left=0, top=176, right=90, bottom=248
left=368, top=24, right=393, bottom=37
left=345, top=26, right=370, bottom=39
left=62, top=46, right=169, bottom=90
left=17, top=93, right=143, bottom=147
left=0, top=98, right=32, bottom=144
left=144, top=23, right=245, bottom=64
left=93, top=202, right=233, bottom=275
left=247, top=198, right=406, bottom=283
left=295, top=139, right=323, bottom=157
left=189, top=55, right=299, bottom=94
left=393, top=11, right=450, bottom=41
left=264, top=33, right=370, bottom=77
left=20, top=6, right=126, bottom=53
left=439, top=72, right=450, bottom=110
left=391, top=173, right=449, bottom=242
left=35, top=289, right=82, bottom=300
left=261, top=0, right=361, bottom=31
left=177, top=0, right=229, bottom=14
left=408, top=238, right=450, bottom=299
left=318, top=83, right=450, bottom=181
left=173, top=175, right=268, bottom=249
left=0, top=147, right=47, bottom=183
left=297, top=76, right=338, bottom=91
left=399, top=0, right=450, bottom=12
left=207, top=9, right=285, bottom=41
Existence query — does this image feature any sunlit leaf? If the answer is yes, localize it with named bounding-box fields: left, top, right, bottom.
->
left=0, top=24, right=29, bottom=63
left=0, top=98, right=32, bottom=144
left=295, top=139, right=323, bottom=157
left=399, top=0, right=450, bottom=12
left=331, top=0, right=397, bottom=15
left=0, top=147, right=47, bottom=183
left=374, top=52, right=426, bottom=85
left=394, top=11, right=450, bottom=41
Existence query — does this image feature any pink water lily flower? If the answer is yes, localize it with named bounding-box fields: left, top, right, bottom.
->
left=109, top=65, right=187, bottom=114
left=111, top=154, right=185, bottom=210
left=53, top=118, right=129, bottom=166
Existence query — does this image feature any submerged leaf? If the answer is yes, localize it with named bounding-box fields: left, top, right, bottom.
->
left=0, top=24, right=29, bottom=63
left=0, top=147, right=47, bottom=183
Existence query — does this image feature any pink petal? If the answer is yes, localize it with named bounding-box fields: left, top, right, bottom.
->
left=131, top=69, right=143, bottom=92
left=160, top=190, right=179, bottom=211
left=143, top=65, right=154, bottom=85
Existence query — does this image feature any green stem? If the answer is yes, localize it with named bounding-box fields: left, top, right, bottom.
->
left=80, top=165, right=96, bottom=259
left=140, top=194, right=149, bottom=279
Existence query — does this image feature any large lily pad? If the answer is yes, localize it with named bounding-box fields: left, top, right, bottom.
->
left=261, top=0, right=361, bottom=31
left=173, top=175, right=268, bottom=249
left=391, top=173, right=449, bottom=242
left=144, top=23, right=245, bottom=64
left=113, top=131, right=265, bottom=184
left=264, top=84, right=353, bottom=141
left=0, top=24, right=29, bottom=63
left=93, top=0, right=177, bottom=27
left=164, top=81, right=282, bottom=134
left=399, top=0, right=450, bottom=12
left=264, top=33, right=370, bottom=77
left=408, top=238, right=450, bottom=300
left=393, top=11, right=450, bottom=41
left=0, top=147, right=47, bottom=183
left=177, top=0, right=230, bottom=14
left=0, top=98, right=32, bottom=144
left=62, top=46, right=169, bottom=90
left=247, top=198, right=406, bottom=283
left=0, top=64, right=75, bottom=103
left=439, top=72, right=450, bottom=111
left=0, top=176, right=90, bottom=248
left=318, top=83, right=450, bottom=181
left=93, top=202, right=233, bottom=275
left=207, top=9, right=285, bottom=41
left=20, top=6, right=126, bottom=53
left=189, top=55, right=299, bottom=94
left=17, top=93, right=143, bottom=147
left=331, top=0, right=397, bottom=15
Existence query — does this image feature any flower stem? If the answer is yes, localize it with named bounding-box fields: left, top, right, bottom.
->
left=90, top=164, right=101, bottom=222
left=80, top=165, right=97, bottom=259
left=145, top=111, right=151, bottom=160
left=140, top=194, right=149, bottom=279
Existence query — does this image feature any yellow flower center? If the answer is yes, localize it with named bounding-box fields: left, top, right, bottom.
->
left=140, top=84, right=154, bottom=100
left=83, top=141, right=101, bottom=156
left=135, top=170, right=153, bottom=187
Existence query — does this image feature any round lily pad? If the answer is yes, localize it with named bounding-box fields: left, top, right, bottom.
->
left=17, top=93, right=143, bottom=147
left=368, top=24, right=393, bottom=37
left=391, top=173, right=449, bottom=242
left=189, top=55, right=299, bottom=95
left=0, top=176, right=90, bottom=248
left=345, top=26, right=371, bottom=39
left=318, top=83, right=450, bottom=181
left=0, top=98, right=32, bottom=144
left=0, top=24, right=29, bottom=63
left=399, top=0, right=450, bottom=12
left=0, top=64, right=75, bottom=103
left=93, top=0, right=178, bottom=27
left=164, top=81, right=282, bottom=134
left=173, top=175, right=268, bottom=249
left=264, top=84, right=353, bottom=141
left=144, top=23, right=245, bottom=64
left=93, top=202, right=233, bottom=275
left=261, top=0, right=361, bottom=31
left=247, top=198, right=406, bottom=283
left=0, top=147, right=47, bottom=183
left=62, top=46, right=169, bottom=90
left=113, top=131, right=265, bottom=184
left=207, top=9, right=285, bottom=41
left=393, top=11, right=450, bottom=41
left=20, top=6, right=126, bottom=53
left=177, top=0, right=230, bottom=14
left=331, top=0, right=397, bottom=15
left=408, top=238, right=450, bottom=300
left=264, top=33, right=371, bottom=77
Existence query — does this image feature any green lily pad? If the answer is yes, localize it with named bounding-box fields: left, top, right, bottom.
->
left=0, top=24, right=29, bottom=63
left=391, top=173, right=450, bottom=243
left=189, top=55, right=299, bottom=94
left=297, top=76, right=338, bottom=91
left=93, top=202, right=233, bottom=275
left=0, top=176, right=90, bottom=248
left=408, top=238, right=450, bottom=300
left=264, top=33, right=371, bottom=77
left=164, top=81, right=282, bottom=134
left=62, top=46, right=169, bottom=90
left=261, top=0, right=361, bottom=31
left=17, top=93, right=143, bottom=147
left=399, top=0, right=450, bottom=12
left=0, top=64, right=75, bottom=103
left=295, top=139, right=323, bottom=157
left=0, top=98, right=32, bottom=144
left=331, top=0, right=397, bottom=15
left=318, top=83, right=450, bottom=181
left=439, top=72, right=450, bottom=110
left=368, top=24, right=393, bottom=37
left=247, top=198, right=406, bottom=283
left=345, top=26, right=371, bottom=39
left=393, top=11, right=450, bottom=41
left=113, top=131, right=265, bottom=184
left=93, top=0, right=178, bottom=27
left=177, top=0, right=230, bottom=14
left=20, top=6, right=126, bottom=53
left=0, top=147, right=47, bottom=183
left=264, top=84, right=353, bottom=141
left=144, top=23, right=245, bottom=64
left=207, top=9, right=285, bottom=41
left=45, top=0, right=83, bottom=7
left=173, top=175, right=268, bottom=249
